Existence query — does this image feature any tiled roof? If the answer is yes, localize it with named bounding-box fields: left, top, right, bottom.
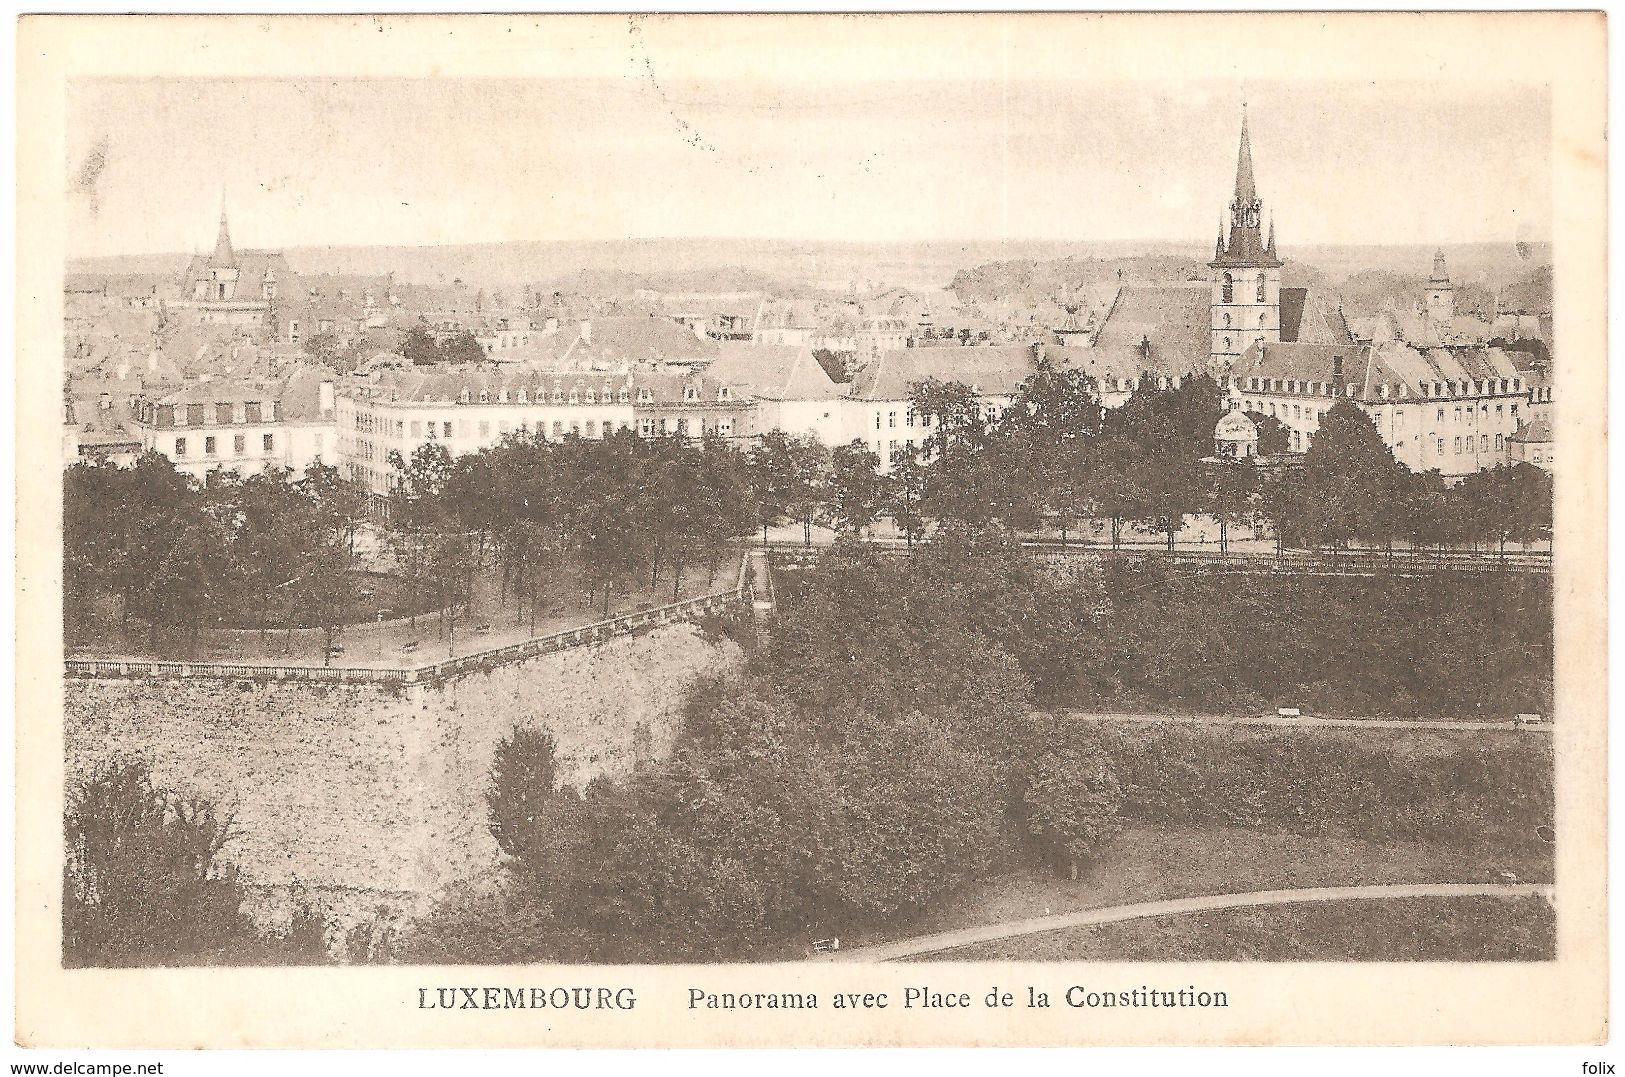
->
left=1231, top=340, right=1524, bottom=401
left=1509, top=418, right=1552, bottom=444
left=849, top=344, right=1054, bottom=401
left=704, top=343, right=843, bottom=402
left=1280, top=288, right=1356, bottom=346
left=178, top=250, right=296, bottom=305
left=564, top=316, right=719, bottom=366
left=1091, top=284, right=1212, bottom=373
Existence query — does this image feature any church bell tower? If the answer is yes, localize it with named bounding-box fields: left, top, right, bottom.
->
left=1210, top=107, right=1282, bottom=370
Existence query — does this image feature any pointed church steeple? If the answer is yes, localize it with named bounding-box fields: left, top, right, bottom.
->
left=1233, top=105, right=1257, bottom=205
left=210, top=189, right=235, bottom=268
left=1430, top=249, right=1450, bottom=284
left=1210, top=105, right=1280, bottom=269
left=1266, top=216, right=1276, bottom=257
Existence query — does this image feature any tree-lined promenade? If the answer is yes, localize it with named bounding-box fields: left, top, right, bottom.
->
left=64, top=363, right=1551, bottom=660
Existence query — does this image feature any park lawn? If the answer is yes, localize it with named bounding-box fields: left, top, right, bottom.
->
left=859, top=824, right=1553, bottom=951
left=926, top=894, right=1555, bottom=962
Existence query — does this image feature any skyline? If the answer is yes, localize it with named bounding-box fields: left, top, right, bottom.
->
left=67, top=76, right=1551, bottom=260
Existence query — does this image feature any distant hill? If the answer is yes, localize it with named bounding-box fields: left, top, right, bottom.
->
left=68, top=237, right=1553, bottom=300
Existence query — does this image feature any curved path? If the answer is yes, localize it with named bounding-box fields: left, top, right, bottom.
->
left=824, top=882, right=1555, bottom=962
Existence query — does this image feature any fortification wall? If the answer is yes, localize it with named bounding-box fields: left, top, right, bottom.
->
left=64, top=624, right=741, bottom=932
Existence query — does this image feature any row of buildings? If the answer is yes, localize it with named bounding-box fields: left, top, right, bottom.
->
left=63, top=108, right=1556, bottom=494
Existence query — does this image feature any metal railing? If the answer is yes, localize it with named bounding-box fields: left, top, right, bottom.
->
left=764, top=538, right=1551, bottom=574
left=65, top=551, right=752, bottom=686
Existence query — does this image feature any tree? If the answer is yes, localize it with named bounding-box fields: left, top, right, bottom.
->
left=64, top=762, right=330, bottom=967
left=1204, top=457, right=1258, bottom=555
left=1023, top=742, right=1125, bottom=880
left=441, top=330, right=486, bottom=365
left=302, top=331, right=342, bottom=366
left=486, top=726, right=586, bottom=879
left=823, top=441, right=886, bottom=536
left=1247, top=411, right=1292, bottom=456
left=403, top=324, right=440, bottom=366
left=887, top=451, right=930, bottom=549
left=1298, top=399, right=1409, bottom=552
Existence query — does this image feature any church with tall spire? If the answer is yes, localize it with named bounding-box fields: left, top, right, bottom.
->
left=1209, top=107, right=1284, bottom=368
left=171, top=197, right=297, bottom=335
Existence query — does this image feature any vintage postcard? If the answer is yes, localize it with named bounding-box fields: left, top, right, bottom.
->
left=13, top=11, right=1608, bottom=1049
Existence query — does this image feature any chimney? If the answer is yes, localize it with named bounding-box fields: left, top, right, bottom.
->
left=1332, top=354, right=1345, bottom=396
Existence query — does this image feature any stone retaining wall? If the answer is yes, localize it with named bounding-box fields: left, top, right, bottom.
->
left=64, top=623, right=742, bottom=936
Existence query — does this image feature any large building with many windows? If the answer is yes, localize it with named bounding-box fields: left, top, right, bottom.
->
left=1224, top=340, right=1530, bottom=475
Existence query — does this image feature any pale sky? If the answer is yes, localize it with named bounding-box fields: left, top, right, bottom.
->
left=65, top=75, right=1550, bottom=258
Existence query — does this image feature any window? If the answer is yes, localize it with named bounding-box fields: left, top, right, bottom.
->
left=906, top=409, right=915, bottom=427
left=498, top=389, right=509, bottom=404
left=499, top=421, right=509, bottom=434
left=1223, top=313, right=1231, bottom=327
left=719, top=387, right=732, bottom=401
left=1222, top=336, right=1231, bottom=351
left=585, top=390, right=596, bottom=404
left=411, top=420, right=422, bottom=438
left=552, top=421, right=564, bottom=438
left=1293, top=405, right=1302, bottom=419
left=684, top=386, right=699, bottom=402
left=478, top=421, right=490, bottom=438
left=888, top=411, right=897, bottom=428
left=1222, top=272, right=1233, bottom=303
left=568, top=389, right=579, bottom=404
left=174, top=436, right=187, bottom=456
left=719, top=418, right=732, bottom=437
left=1437, top=438, right=1445, bottom=455
left=1256, top=273, right=1266, bottom=302
left=639, top=418, right=655, bottom=437
left=1437, top=407, right=1446, bottom=422
left=1496, top=434, right=1504, bottom=450
left=442, top=422, right=452, bottom=438
left=553, top=389, right=565, bottom=404
left=1259, top=312, right=1267, bottom=327
left=619, top=388, right=631, bottom=404
left=1453, top=436, right=1462, bottom=455
left=263, top=433, right=274, bottom=452
left=875, top=413, right=882, bottom=430
left=205, top=436, right=216, bottom=455
left=1511, top=403, right=1520, bottom=419
left=428, top=424, right=438, bottom=439
left=586, top=420, right=597, bottom=438
left=1481, top=435, right=1489, bottom=452
left=517, top=389, right=528, bottom=404
left=234, top=434, right=245, bottom=454
left=478, top=389, right=489, bottom=403
left=458, top=421, right=470, bottom=439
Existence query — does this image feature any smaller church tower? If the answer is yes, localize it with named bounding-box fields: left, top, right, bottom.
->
left=1426, top=249, right=1455, bottom=334
left=1209, top=107, right=1283, bottom=370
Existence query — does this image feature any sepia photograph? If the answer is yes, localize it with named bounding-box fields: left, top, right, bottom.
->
left=13, top=10, right=1608, bottom=1051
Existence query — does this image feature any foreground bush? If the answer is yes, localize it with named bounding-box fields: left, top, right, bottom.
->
left=64, top=762, right=332, bottom=967
left=1072, top=722, right=1553, bottom=850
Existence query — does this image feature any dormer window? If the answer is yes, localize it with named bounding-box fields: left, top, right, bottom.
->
left=585, top=390, right=596, bottom=404
left=498, top=389, right=509, bottom=404
left=619, top=388, right=630, bottom=404
left=719, top=386, right=732, bottom=401
left=568, top=389, right=579, bottom=404
left=684, top=385, right=700, bottom=402
left=552, top=388, right=564, bottom=404
left=479, top=389, right=489, bottom=403
left=637, top=388, right=653, bottom=404
left=517, top=388, right=528, bottom=404
left=1398, top=383, right=1408, bottom=398
left=459, top=388, right=471, bottom=404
